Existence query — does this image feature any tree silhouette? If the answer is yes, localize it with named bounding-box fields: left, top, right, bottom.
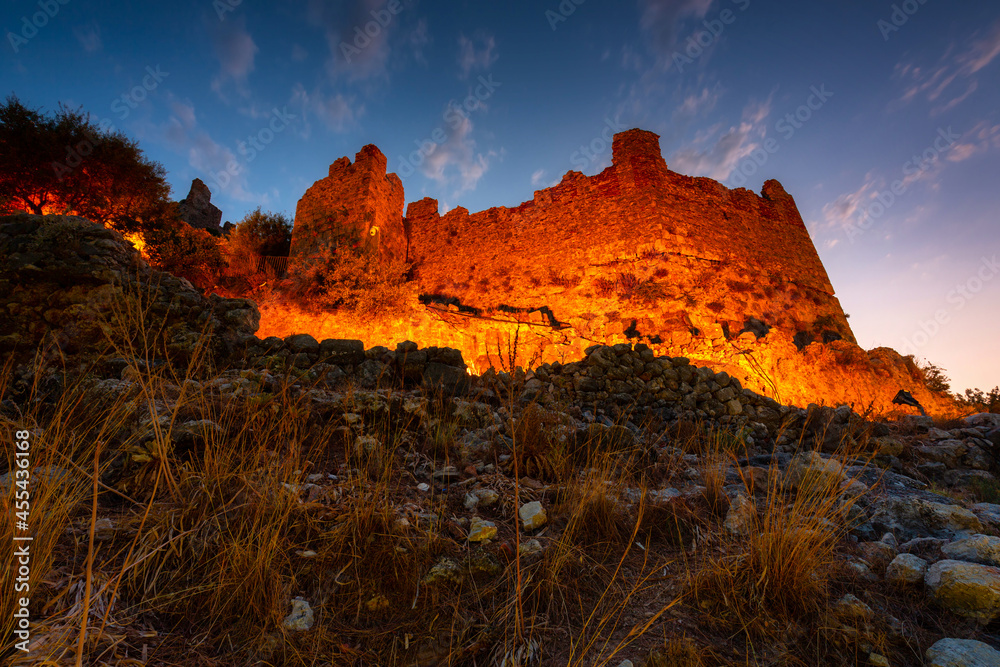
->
left=0, top=95, right=172, bottom=234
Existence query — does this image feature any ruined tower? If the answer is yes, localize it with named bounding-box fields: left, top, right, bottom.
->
left=289, top=144, right=406, bottom=266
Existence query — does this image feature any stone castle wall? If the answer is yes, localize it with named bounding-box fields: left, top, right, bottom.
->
left=405, top=129, right=851, bottom=343
left=271, top=128, right=951, bottom=413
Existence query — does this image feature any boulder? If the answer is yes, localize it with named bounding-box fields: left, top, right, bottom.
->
left=926, top=638, right=1000, bottom=667
left=284, top=333, right=319, bottom=355
left=964, top=413, right=1000, bottom=430
left=925, top=559, right=1000, bottom=624
left=870, top=498, right=982, bottom=541
left=942, top=534, right=1000, bottom=567
left=782, top=451, right=846, bottom=493
left=886, top=553, right=928, bottom=585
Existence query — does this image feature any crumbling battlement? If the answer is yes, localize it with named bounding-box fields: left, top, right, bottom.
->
left=404, top=129, right=848, bottom=341
left=286, top=129, right=856, bottom=395
left=290, top=144, right=406, bottom=265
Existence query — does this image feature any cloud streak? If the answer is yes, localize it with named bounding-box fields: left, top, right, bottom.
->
left=893, top=19, right=1000, bottom=114
left=669, top=96, right=771, bottom=181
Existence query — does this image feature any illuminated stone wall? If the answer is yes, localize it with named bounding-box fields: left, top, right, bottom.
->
left=271, top=128, right=957, bottom=414
left=405, top=129, right=851, bottom=345
left=290, top=144, right=406, bottom=266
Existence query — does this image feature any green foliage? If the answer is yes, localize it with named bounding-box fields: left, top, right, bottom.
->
left=916, top=359, right=952, bottom=393
left=284, top=228, right=411, bottom=317
left=229, top=207, right=292, bottom=258
left=0, top=95, right=173, bottom=234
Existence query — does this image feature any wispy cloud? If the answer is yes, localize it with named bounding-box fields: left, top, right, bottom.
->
left=211, top=18, right=258, bottom=99
left=669, top=96, right=771, bottom=181
left=893, top=20, right=1000, bottom=114
left=638, top=0, right=716, bottom=63
left=410, top=18, right=431, bottom=65
left=457, top=32, right=498, bottom=79
left=420, top=108, right=494, bottom=196
left=73, top=22, right=102, bottom=53
left=676, top=86, right=720, bottom=116
left=289, top=83, right=361, bottom=135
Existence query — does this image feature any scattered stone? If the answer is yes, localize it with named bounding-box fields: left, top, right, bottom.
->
left=519, top=501, right=547, bottom=530
left=832, top=593, right=874, bottom=621
left=468, top=517, right=497, bottom=542
left=868, top=653, right=890, bottom=667
left=723, top=493, right=756, bottom=535
left=422, top=557, right=464, bottom=587
left=94, top=518, right=115, bottom=542
left=886, top=553, right=928, bottom=585
left=464, top=488, right=500, bottom=510
left=518, top=539, right=544, bottom=558
left=926, top=638, right=1000, bottom=667
left=281, top=597, right=314, bottom=631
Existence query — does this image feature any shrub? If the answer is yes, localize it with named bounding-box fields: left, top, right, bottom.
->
left=145, top=218, right=226, bottom=289
left=916, top=359, right=952, bottom=393
left=226, top=207, right=292, bottom=275
left=283, top=229, right=411, bottom=317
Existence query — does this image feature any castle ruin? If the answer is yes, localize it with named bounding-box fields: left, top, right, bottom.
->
left=278, top=128, right=944, bottom=413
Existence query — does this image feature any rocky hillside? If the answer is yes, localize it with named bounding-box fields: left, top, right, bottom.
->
left=2, top=213, right=1000, bottom=666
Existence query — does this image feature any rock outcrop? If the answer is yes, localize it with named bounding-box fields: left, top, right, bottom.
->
left=177, top=178, right=223, bottom=232
left=0, top=214, right=258, bottom=367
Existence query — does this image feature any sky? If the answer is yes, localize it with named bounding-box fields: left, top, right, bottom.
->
left=2, top=0, right=998, bottom=394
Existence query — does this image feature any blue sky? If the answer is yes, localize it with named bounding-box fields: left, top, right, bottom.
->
left=3, top=0, right=998, bottom=394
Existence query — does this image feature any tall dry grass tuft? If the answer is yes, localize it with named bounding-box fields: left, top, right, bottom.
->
left=0, top=347, right=140, bottom=662
left=689, top=429, right=877, bottom=658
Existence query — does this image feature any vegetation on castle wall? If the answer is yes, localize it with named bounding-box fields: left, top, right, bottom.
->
left=283, top=228, right=411, bottom=316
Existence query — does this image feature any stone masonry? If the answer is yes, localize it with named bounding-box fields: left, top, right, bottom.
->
left=290, top=144, right=406, bottom=266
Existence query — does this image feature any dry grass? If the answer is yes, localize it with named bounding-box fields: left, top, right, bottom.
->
left=2, top=281, right=967, bottom=666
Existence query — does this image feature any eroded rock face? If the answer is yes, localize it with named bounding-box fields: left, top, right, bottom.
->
left=177, top=178, right=223, bottom=232
left=0, top=214, right=258, bottom=365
